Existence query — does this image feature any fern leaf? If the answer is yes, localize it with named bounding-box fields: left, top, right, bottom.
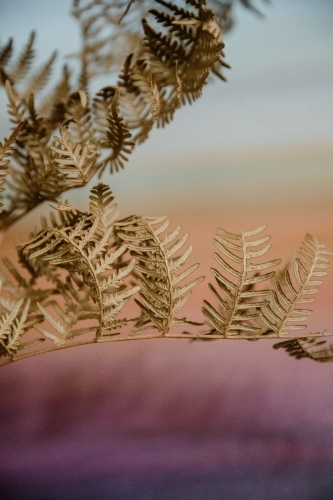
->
left=35, top=301, right=96, bottom=345
left=37, top=302, right=66, bottom=336
left=39, top=64, right=72, bottom=124
left=274, top=336, right=333, bottom=363
left=9, top=31, right=35, bottom=83
left=93, top=87, right=135, bottom=174
left=22, top=184, right=139, bottom=338
left=262, top=234, right=332, bottom=336
left=5, top=80, right=25, bottom=125
left=0, top=298, right=31, bottom=358
left=203, top=226, right=281, bottom=337
left=0, top=123, right=24, bottom=208
left=22, top=51, right=57, bottom=98
left=0, top=38, right=13, bottom=77
left=116, top=215, right=203, bottom=335
left=51, top=125, right=98, bottom=187
left=88, top=182, right=119, bottom=228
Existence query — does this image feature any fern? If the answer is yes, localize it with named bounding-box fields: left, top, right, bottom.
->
left=0, top=296, right=31, bottom=359
left=51, top=125, right=98, bottom=187
left=22, top=184, right=139, bottom=339
left=8, top=31, right=36, bottom=84
left=93, top=87, right=135, bottom=173
left=261, top=234, right=331, bottom=337
left=0, top=31, right=56, bottom=99
left=115, top=215, right=204, bottom=335
left=274, top=336, right=333, bottom=363
left=203, top=226, right=281, bottom=337
left=5, top=79, right=25, bottom=126
left=0, top=1, right=332, bottom=366
left=0, top=123, right=23, bottom=210
left=39, top=65, right=72, bottom=126
left=34, top=276, right=100, bottom=346
left=0, top=38, right=13, bottom=84
left=0, top=0, right=227, bottom=230
left=117, top=0, right=227, bottom=140
left=1, top=255, right=56, bottom=316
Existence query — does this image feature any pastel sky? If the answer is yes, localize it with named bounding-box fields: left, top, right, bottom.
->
left=0, top=1, right=333, bottom=498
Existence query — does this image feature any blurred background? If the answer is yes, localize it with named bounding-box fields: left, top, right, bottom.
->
left=0, top=0, right=333, bottom=498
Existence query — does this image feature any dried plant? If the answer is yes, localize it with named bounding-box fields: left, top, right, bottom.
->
left=115, top=215, right=204, bottom=334
left=202, top=226, right=282, bottom=338
left=0, top=0, right=332, bottom=366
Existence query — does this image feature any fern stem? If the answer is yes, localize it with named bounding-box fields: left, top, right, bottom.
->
left=2, top=331, right=333, bottom=367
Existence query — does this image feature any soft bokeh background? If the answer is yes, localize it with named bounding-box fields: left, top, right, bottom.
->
left=0, top=0, right=332, bottom=498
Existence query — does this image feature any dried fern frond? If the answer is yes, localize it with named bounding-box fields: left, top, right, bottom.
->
left=0, top=296, right=31, bottom=359
left=20, top=51, right=57, bottom=100
left=0, top=249, right=67, bottom=362
left=1, top=255, right=56, bottom=318
left=147, top=0, right=227, bottom=98
left=22, top=183, right=139, bottom=338
left=8, top=31, right=35, bottom=84
left=261, top=234, right=332, bottom=337
left=93, top=87, right=135, bottom=173
left=51, top=125, right=99, bottom=187
left=34, top=275, right=100, bottom=346
left=63, top=90, right=93, bottom=141
left=71, top=0, right=149, bottom=82
left=203, top=226, right=281, bottom=337
left=115, top=215, right=204, bottom=335
left=0, top=257, right=96, bottom=362
left=274, top=336, right=333, bottom=363
left=1, top=33, right=34, bottom=87
left=88, top=182, right=119, bottom=227
left=70, top=0, right=247, bottom=82
left=39, top=65, right=72, bottom=126
left=0, top=0, right=230, bottom=231
left=117, top=56, right=156, bottom=143
left=0, top=87, right=66, bottom=225
left=117, top=0, right=228, bottom=141
left=5, top=79, right=25, bottom=126
left=0, top=38, right=13, bottom=84
left=0, top=123, right=23, bottom=210
left=1, top=32, right=56, bottom=101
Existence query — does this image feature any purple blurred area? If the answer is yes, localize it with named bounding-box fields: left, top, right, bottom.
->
left=1, top=340, right=333, bottom=499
